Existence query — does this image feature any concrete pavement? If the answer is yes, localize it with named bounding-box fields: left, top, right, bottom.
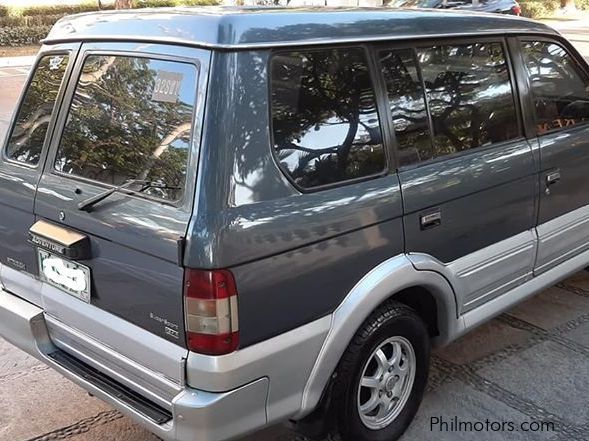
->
left=1, top=22, right=589, bottom=441
left=0, top=56, right=35, bottom=69
left=0, top=67, right=28, bottom=140
left=545, top=16, right=589, bottom=59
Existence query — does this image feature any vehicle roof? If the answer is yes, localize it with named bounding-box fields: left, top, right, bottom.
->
left=44, top=6, right=559, bottom=50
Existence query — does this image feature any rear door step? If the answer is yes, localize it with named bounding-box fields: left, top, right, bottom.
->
left=47, top=350, right=173, bottom=424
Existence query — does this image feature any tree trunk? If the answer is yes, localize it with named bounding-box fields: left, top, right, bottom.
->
left=562, top=0, right=576, bottom=9
left=115, top=0, right=134, bottom=9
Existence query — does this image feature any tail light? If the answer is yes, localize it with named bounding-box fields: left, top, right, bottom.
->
left=512, top=3, right=521, bottom=15
left=184, top=269, right=239, bottom=355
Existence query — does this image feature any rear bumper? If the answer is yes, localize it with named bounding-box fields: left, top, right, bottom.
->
left=0, top=287, right=269, bottom=441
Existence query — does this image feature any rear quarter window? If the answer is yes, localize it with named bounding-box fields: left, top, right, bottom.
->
left=54, top=55, right=198, bottom=203
left=270, top=48, right=386, bottom=190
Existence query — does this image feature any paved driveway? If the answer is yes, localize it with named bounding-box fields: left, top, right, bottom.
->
left=1, top=21, right=589, bottom=441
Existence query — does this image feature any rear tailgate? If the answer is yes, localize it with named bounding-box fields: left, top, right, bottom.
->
left=29, top=42, right=209, bottom=391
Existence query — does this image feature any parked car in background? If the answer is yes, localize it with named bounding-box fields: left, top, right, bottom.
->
left=390, top=0, right=521, bottom=15
left=1, top=6, right=588, bottom=441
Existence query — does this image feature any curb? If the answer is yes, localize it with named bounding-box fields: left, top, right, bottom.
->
left=0, top=55, right=35, bottom=69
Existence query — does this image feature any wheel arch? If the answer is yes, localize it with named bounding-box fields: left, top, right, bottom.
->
left=294, top=253, right=462, bottom=420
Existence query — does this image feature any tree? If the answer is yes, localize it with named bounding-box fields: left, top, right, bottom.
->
left=562, top=0, right=576, bottom=9
left=115, top=0, right=134, bottom=8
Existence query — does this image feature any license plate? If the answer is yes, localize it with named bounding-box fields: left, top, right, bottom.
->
left=37, top=249, right=91, bottom=303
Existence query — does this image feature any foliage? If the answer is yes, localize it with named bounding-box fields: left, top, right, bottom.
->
left=519, top=0, right=560, bottom=18
left=6, top=0, right=217, bottom=17
left=0, top=0, right=219, bottom=47
left=0, top=25, right=52, bottom=47
left=8, top=2, right=109, bottom=17
left=0, top=14, right=65, bottom=27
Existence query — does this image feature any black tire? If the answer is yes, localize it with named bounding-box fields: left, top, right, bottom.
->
left=332, top=301, right=430, bottom=441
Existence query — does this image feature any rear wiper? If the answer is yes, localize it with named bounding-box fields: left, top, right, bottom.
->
left=77, top=179, right=175, bottom=212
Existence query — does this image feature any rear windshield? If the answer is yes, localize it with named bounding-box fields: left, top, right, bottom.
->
left=5, top=54, right=70, bottom=166
left=54, top=55, right=198, bottom=203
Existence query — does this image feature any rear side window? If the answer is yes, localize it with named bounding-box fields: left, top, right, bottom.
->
left=5, top=54, right=70, bottom=165
left=383, top=42, right=518, bottom=166
left=379, top=49, right=431, bottom=167
left=54, top=55, right=198, bottom=203
left=419, top=42, right=519, bottom=158
left=380, top=42, right=519, bottom=166
left=271, top=48, right=385, bottom=190
left=521, top=41, right=589, bottom=135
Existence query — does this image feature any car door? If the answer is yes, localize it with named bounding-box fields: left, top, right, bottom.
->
left=33, top=42, right=208, bottom=346
left=515, top=36, right=589, bottom=275
left=376, top=39, right=538, bottom=313
left=0, top=44, right=78, bottom=305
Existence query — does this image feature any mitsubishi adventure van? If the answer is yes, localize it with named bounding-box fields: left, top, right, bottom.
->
left=1, top=7, right=588, bottom=441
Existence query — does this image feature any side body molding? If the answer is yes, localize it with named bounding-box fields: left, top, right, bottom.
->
left=407, top=230, right=538, bottom=315
left=296, top=254, right=461, bottom=419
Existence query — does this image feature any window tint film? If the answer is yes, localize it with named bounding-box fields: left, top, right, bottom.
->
left=417, top=42, right=519, bottom=159
left=55, top=55, right=197, bottom=203
left=380, top=49, right=432, bottom=166
left=521, top=41, right=589, bottom=135
left=5, top=54, right=69, bottom=165
left=271, top=48, right=385, bottom=189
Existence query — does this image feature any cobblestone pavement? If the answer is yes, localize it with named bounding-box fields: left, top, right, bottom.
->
left=1, top=22, right=589, bottom=441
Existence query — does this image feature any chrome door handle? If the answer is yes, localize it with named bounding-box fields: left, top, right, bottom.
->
left=420, top=210, right=442, bottom=230
left=545, top=169, right=561, bottom=196
left=546, top=170, right=561, bottom=186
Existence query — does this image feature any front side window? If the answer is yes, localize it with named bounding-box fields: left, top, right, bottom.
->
left=521, top=41, right=589, bottom=135
left=417, top=42, right=519, bottom=160
left=55, top=55, right=198, bottom=203
left=5, top=54, right=70, bottom=165
left=271, top=48, right=385, bottom=190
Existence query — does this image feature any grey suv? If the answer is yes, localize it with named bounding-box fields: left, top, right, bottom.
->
left=1, top=7, right=588, bottom=441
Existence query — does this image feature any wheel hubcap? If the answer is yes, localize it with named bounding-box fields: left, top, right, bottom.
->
left=357, top=336, right=416, bottom=430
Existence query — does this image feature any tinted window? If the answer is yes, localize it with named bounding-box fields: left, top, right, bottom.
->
left=5, top=54, right=69, bottom=165
left=522, top=41, right=589, bottom=135
left=380, top=49, right=432, bottom=166
left=55, top=55, right=197, bottom=203
left=417, top=42, right=519, bottom=160
left=271, top=48, right=385, bottom=189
